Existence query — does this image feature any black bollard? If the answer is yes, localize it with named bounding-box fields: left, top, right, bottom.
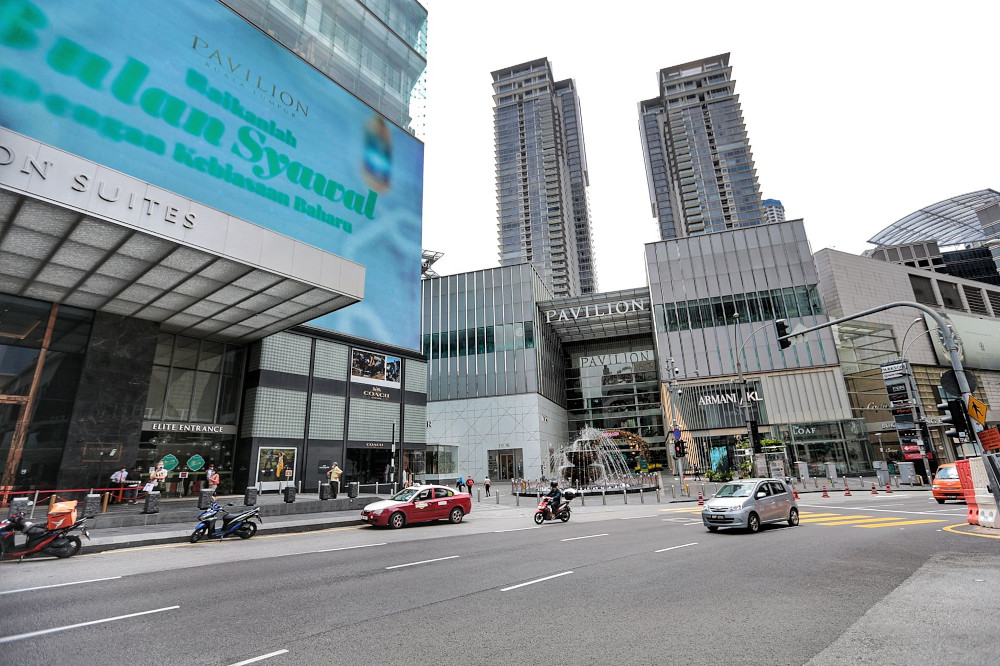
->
left=142, top=491, right=161, bottom=514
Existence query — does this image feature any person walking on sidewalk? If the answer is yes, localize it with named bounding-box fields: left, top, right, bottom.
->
left=692, top=464, right=702, bottom=481
left=484, top=476, right=491, bottom=496
left=466, top=477, right=475, bottom=495
left=456, top=476, right=465, bottom=493
left=328, top=462, right=343, bottom=498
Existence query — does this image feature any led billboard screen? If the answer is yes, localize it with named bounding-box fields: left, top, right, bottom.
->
left=0, top=0, right=424, bottom=349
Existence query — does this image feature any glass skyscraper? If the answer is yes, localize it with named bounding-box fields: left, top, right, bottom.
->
left=493, top=58, right=597, bottom=298
left=639, top=53, right=765, bottom=240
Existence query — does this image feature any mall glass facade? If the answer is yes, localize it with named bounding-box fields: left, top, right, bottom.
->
left=0, top=294, right=93, bottom=490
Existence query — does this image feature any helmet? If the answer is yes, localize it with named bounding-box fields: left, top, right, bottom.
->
left=550, top=481, right=558, bottom=488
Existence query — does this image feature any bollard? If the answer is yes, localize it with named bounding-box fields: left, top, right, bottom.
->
left=244, top=487, right=258, bottom=506
left=29, top=490, right=39, bottom=518
left=101, top=492, right=109, bottom=513
left=9, top=497, right=29, bottom=519
left=640, top=487, right=645, bottom=504
left=656, top=487, right=661, bottom=503
left=496, top=490, right=500, bottom=505
left=671, top=485, right=676, bottom=499
left=602, top=488, right=606, bottom=505
left=580, top=490, right=585, bottom=506
left=319, top=482, right=332, bottom=500
left=142, top=491, right=160, bottom=514
left=85, top=493, right=102, bottom=519
left=624, top=488, right=628, bottom=504
left=283, top=486, right=296, bottom=503
left=477, top=489, right=481, bottom=503
left=198, top=489, right=215, bottom=509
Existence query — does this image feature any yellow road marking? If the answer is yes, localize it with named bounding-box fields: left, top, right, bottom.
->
left=943, top=523, right=1000, bottom=539
left=814, top=517, right=906, bottom=526
left=856, top=519, right=946, bottom=528
left=797, top=513, right=844, bottom=518
left=798, top=515, right=871, bottom=523
left=87, top=524, right=366, bottom=555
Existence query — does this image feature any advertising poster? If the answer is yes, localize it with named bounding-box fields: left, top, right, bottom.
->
left=351, top=348, right=401, bottom=388
left=256, top=447, right=296, bottom=490
left=0, top=0, right=424, bottom=350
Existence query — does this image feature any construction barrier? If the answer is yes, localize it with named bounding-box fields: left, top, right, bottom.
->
left=956, top=459, right=979, bottom=526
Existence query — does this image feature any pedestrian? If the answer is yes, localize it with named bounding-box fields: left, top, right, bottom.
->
left=484, top=476, right=491, bottom=496
left=110, top=466, right=128, bottom=502
left=456, top=475, right=464, bottom=492
left=692, top=464, right=702, bottom=481
left=206, top=464, right=221, bottom=492
left=125, top=465, right=142, bottom=503
left=150, top=461, right=168, bottom=492
left=466, top=477, right=475, bottom=495
left=328, top=461, right=343, bottom=498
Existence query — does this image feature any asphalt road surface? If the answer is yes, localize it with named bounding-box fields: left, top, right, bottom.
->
left=1, top=492, right=995, bottom=665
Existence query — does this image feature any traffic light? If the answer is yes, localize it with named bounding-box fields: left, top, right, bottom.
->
left=674, top=440, right=687, bottom=458
left=774, top=319, right=791, bottom=349
left=937, top=399, right=969, bottom=439
left=750, top=420, right=762, bottom=454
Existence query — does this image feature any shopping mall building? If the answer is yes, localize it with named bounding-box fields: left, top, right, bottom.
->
left=425, top=214, right=1000, bottom=484
left=0, top=0, right=430, bottom=496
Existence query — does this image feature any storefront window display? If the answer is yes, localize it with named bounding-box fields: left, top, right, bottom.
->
left=137, top=431, right=235, bottom=496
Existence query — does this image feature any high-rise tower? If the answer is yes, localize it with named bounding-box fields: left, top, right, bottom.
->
left=639, top=53, right=765, bottom=240
left=493, top=58, right=597, bottom=297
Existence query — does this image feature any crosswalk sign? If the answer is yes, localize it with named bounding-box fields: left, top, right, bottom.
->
left=967, top=396, right=988, bottom=427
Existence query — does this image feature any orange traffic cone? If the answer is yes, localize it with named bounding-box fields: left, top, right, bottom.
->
left=885, top=482, right=893, bottom=494
left=697, top=490, right=704, bottom=506
left=793, top=486, right=800, bottom=500
left=821, top=485, right=830, bottom=498
left=871, top=483, right=879, bottom=495
left=844, top=481, right=852, bottom=497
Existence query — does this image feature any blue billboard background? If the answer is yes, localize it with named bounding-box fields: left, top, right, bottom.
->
left=0, top=0, right=424, bottom=350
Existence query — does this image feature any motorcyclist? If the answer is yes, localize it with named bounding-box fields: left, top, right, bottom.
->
left=545, top=480, right=562, bottom=519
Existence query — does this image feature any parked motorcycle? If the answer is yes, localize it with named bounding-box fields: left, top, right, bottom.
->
left=1, top=509, right=90, bottom=560
left=190, top=502, right=262, bottom=543
left=533, top=488, right=576, bottom=525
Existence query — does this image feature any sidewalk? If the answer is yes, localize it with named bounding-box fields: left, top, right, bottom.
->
left=71, top=475, right=930, bottom=553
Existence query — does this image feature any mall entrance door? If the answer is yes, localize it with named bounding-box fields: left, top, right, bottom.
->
left=489, top=449, right=522, bottom=481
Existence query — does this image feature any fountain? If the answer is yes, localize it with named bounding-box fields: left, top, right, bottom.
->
left=550, top=427, right=657, bottom=492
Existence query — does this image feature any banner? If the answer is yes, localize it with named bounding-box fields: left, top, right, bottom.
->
left=0, top=0, right=424, bottom=349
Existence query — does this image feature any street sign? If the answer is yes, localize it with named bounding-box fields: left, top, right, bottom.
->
left=673, top=428, right=682, bottom=440
left=979, top=427, right=1000, bottom=451
left=967, top=395, right=988, bottom=427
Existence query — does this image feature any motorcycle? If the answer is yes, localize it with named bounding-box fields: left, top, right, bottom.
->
left=190, top=502, right=262, bottom=543
left=1, top=509, right=90, bottom=561
left=533, top=488, right=576, bottom=525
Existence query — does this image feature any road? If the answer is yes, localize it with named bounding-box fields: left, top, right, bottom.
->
left=1, top=491, right=996, bottom=665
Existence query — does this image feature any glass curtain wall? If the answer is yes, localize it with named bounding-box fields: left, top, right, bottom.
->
left=0, top=294, right=92, bottom=490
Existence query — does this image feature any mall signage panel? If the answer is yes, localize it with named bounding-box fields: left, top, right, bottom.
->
left=0, top=0, right=425, bottom=350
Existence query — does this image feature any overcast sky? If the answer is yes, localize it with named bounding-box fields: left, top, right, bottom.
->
left=419, top=0, right=999, bottom=292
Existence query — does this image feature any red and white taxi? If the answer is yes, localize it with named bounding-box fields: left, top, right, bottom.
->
left=361, top=484, right=472, bottom=528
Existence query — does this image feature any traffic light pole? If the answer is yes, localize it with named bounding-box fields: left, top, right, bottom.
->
left=777, top=301, right=977, bottom=478
left=664, top=357, right=683, bottom=480
left=731, top=314, right=775, bottom=473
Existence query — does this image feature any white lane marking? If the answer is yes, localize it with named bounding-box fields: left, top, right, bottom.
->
left=316, top=543, right=386, bottom=553
left=620, top=515, right=660, bottom=520
left=501, top=571, right=573, bottom=591
left=654, top=542, right=698, bottom=553
left=494, top=527, right=541, bottom=533
left=386, top=555, right=459, bottom=570
left=0, top=576, right=122, bottom=596
left=0, top=606, right=179, bottom=644
left=274, top=543, right=386, bottom=558
left=561, top=533, right=608, bottom=542
left=227, top=649, right=290, bottom=666
left=684, top=522, right=702, bottom=526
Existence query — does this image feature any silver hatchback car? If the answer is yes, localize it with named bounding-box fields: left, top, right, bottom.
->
left=701, top=478, right=799, bottom=533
